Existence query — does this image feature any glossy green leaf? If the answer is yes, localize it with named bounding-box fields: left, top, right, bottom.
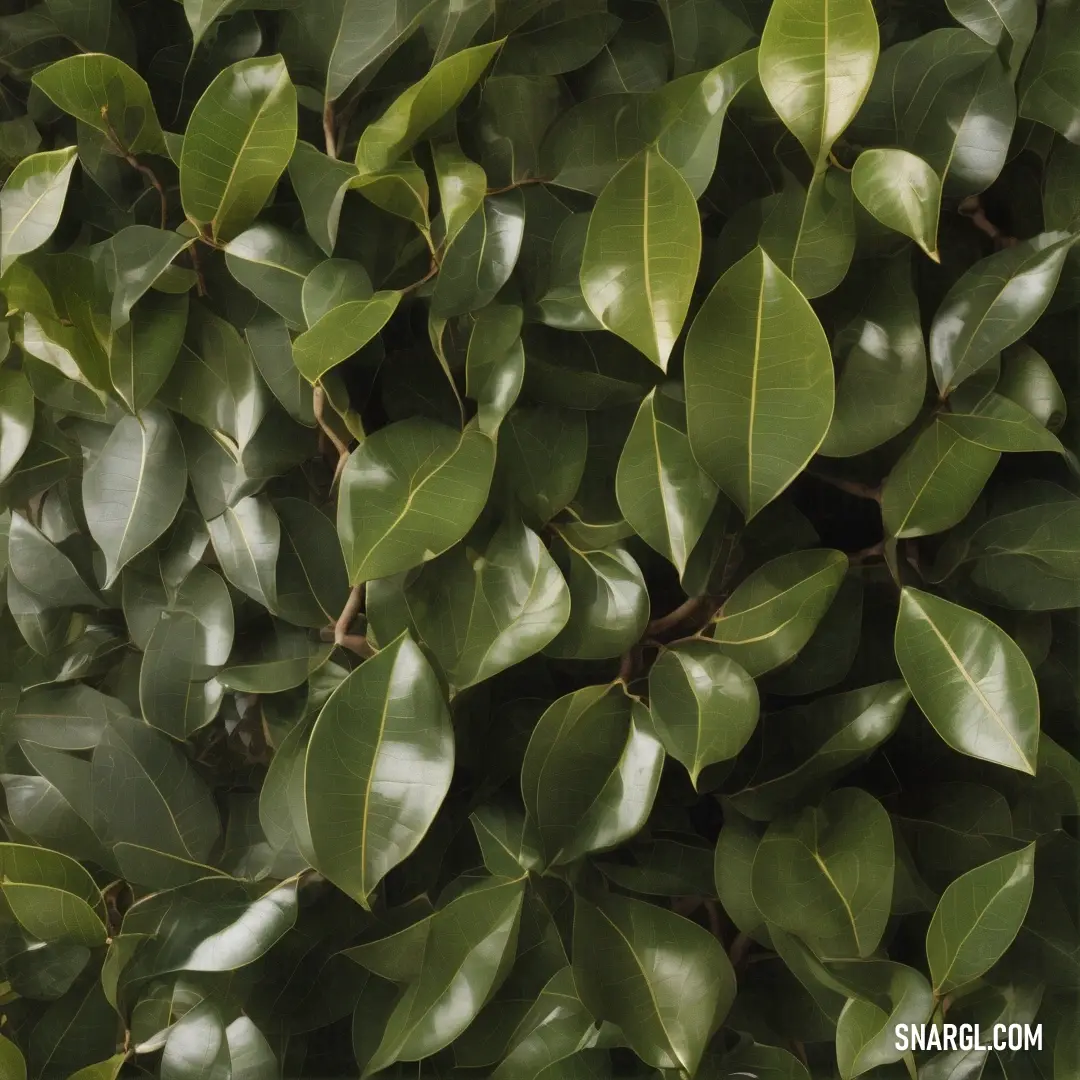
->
left=206, top=494, right=279, bottom=610
left=337, top=418, right=495, bottom=584
left=433, top=143, right=487, bottom=250
left=0, top=146, right=77, bottom=275
left=0, top=1035, right=26, bottom=1080
left=32, top=53, right=166, bottom=155
left=712, top=548, right=848, bottom=676
left=0, top=368, right=35, bottom=483
left=894, top=587, right=1039, bottom=774
left=521, top=684, right=664, bottom=866
left=820, top=254, right=926, bottom=458
left=882, top=420, right=1000, bottom=539
left=180, top=56, right=298, bottom=243
left=1018, top=2, right=1080, bottom=142
left=615, top=386, right=718, bottom=574
left=110, top=291, right=189, bottom=415
left=355, top=41, right=501, bottom=175
left=292, top=291, right=400, bottom=383
left=926, top=843, right=1035, bottom=994
left=405, top=519, right=569, bottom=690
left=685, top=246, right=834, bottom=520
left=942, top=391, right=1065, bottom=453
left=930, top=231, right=1077, bottom=396
left=580, top=147, right=700, bottom=371
left=544, top=542, right=649, bottom=660
left=224, top=224, right=322, bottom=327
left=304, top=633, right=453, bottom=907
left=648, top=640, right=758, bottom=788
left=851, top=149, right=941, bottom=261
left=759, top=0, right=879, bottom=167
left=7, top=510, right=101, bottom=609
left=365, top=875, right=526, bottom=1073
left=301, top=258, right=373, bottom=327
left=288, top=140, right=357, bottom=256
left=82, top=405, right=187, bottom=586
left=573, top=890, right=735, bottom=1074
left=752, top=787, right=894, bottom=958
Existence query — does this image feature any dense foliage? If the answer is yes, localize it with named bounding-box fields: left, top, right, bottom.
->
left=1, top=0, right=1079, bottom=1076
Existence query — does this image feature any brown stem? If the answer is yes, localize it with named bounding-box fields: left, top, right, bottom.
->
left=321, top=627, right=375, bottom=658
left=702, top=898, right=721, bottom=939
left=187, top=240, right=207, bottom=297
left=323, top=99, right=337, bottom=159
left=617, top=648, right=636, bottom=684
left=313, top=384, right=351, bottom=483
left=728, top=930, right=752, bottom=971
left=809, top=470, right=882, bottom=502
left=485, top=176, right=549, bottom=195
left=959, top=195, right=1017, bottom=248
left=647, top=594, right=709, bottom=637
left=850, top=539, right=886, bottom=564
left=100, top=105, right=168, bottom=228
left=335, top=584, right=365, bottom=646
left=403, top=258, right=440, bottom=294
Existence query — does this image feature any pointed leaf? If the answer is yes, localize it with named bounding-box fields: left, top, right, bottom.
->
left=752, top=787, right=894, bottom=958
left=180, top=56, right=298, bottom=243
left=224, top=224, right=322, bottom=327
left=759, top=0, right=879, bottom=167
left=0, top=368, right=35, bottom=483
left=942, top=391, right=1066, bottom=453
left=207, top=494, right=280, bottom=610
left=894, top=587, right=1039, bottom=774
left=580, top=148, right=700, bottom=370
left=110, top=291, right=189, bottom=414
left=926, top=843, right=1035, bottom=994
left=685, top=246, right=834, bottom=520
left=712, top=549, right=848, bottom=676
left=304, top=632, right=454, bottom=907
left=337, top=418, right=495, bottom=584
left=851, top=149, right=941, bottom=260
left=648, top=639, right=759, bottom=788
left=615, top=387, right=718, bottom=574
left=0, top=145, right=77, bottom=274
left=83, top=406, right=187, bottom=586
left=573, top=891, right=735, bottom=1074
left=292, top=291, right=400, bottom=383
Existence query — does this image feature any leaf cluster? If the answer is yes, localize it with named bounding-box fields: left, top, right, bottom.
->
left=0, top=0, right=1078, bottom=1077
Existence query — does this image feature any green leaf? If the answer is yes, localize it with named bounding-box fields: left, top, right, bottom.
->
left=160, top=999, right=230, bottom=1080
left=1018, top=2, right=1080, bottom=142
left=929, top=231, right=1077, bottom=397
left=544, top=542, right=649, bottom=660
left=0, top=146, right=77, bottom=275
left=820, top=254, right=926, bottom=458
left=224, top=224, right=322, bottom=327
left=720, top=1041, right=809, bottom=1080
left=110, top=291, right=189, bottom=414
left=580, top=147, right=700, bottom=371
left=433, top=143, right=487, bottom=250
left=942, top=391, right=1066, bottom=453
left=206, top=494, right=280, bottom=610
left=759, top=0, right=879, bottom=167
left=82, top=405, right=187, bottom=586
left=648, top=640, right=758, bottom=788
left=882, top=419, right=1000, bottom=539
left=894, top=587, right=1040, bottom=774
left=355, top=41, right=501, bottom=175
left=430, top=191, right=525, bottom=318
left=752, top=788, right=894, bottom=958
left=851, top=148, right=941, bottom=261
left=685, top=246, right=834, bottom=520
left=244, top=308, right=315, bottom=426
left=521, top=685, right=663, bottom=866
left=91, top=714, right=221, bottom=862
left=712, top=548, right=848, bottom=676
left=926, top=843, right=1035, bottom=994
left=275, top=496, right=350, bottom=627
left=7, top=510, right=101, bottom=609
left=405, top=519, right=570, bottom=691
left=180, top=56, right=298, bottom=243
left=0, top=1035, right=25, bottom=1080
left=302, top=258, right=373, bottom=327
left=32, top=53, right=166, bottom=155
left=304, top=632, right=453, bottom=907
left=0, top=368, right=35, bottom=483
left=365, top=875, right=526, bottom=1073
left=573, top=890, right=735, bottom=1074
left=288, top=140, right=357, bottom=256
left=997, top=343, right=1067, bottom=431
left=465, top=303, right=525, bottom=437
left=728, top=681, right=910, bottom=821
left=337, top=418, right=495, bottom=584
left=91, top=226, right=192, bottom=330
left=292, top=291, right=400, bottom=383
left=758, top=168, right=856, bottom=299
left=615, top=386, right=718, bottom=574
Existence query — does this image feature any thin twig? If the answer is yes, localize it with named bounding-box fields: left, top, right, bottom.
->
left=335, top=584, right=365, bottom=645
left=728, top=930, right=752, bottom=971
left=403, top=258, right=440, bottom=294
left=313, top=384, right=351, bottom=483
left=702, top=898, right=721, bottom=939
left=187, top=240, right=207, bottom=297
left=321, top=627, right=375, bottom=658
left=959, top=195, right=1017, bottom=248
left=809, top=469, right=882, bottom=502
left=647, top=594, right=710, bottom=638
left=617, top=649, right=635, bottom=684
left=100, top=106, right=168, bottom=228
left=323, top=99, right=337, bottom=159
